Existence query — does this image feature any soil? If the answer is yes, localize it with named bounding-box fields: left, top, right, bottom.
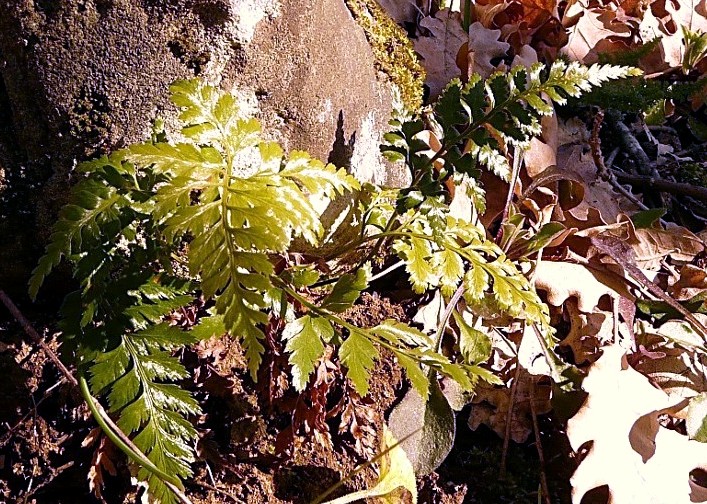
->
left=1, top=289, right=572, bottom=504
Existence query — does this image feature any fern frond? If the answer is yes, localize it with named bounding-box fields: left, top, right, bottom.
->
left=89, top=323, right=201, bottom=504
left=283, top=315, right=333, bottom=391
left=123, top=79, right=357, bottom=380
left=390, top=213, right=550, bottom=328
left=29, top=178, right=129, bottom=300
left=381, top=61, right=641, bottom=209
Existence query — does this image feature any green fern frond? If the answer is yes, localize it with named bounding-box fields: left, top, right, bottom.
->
left=391, top=212, right=550, bottom=327
left=123, top=79, right=357, bottom=381
left=29, top=178, right=129, bottom=300
left=89, top=323, right=202, bottom=504
left=283, top=315, right=333, bottom=391
left=382, top=61, right=641, bottom=210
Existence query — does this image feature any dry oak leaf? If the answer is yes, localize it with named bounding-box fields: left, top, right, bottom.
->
left=415, top=10, right=468, bottom=98
left=533, top=260, right=633, bottom=312
left=557, top=145, right=638, bottom=225
left=632, top=224, right=704, bottom=271
left=568, top=344, right=707, bottom=504
left=562, top=1, right=633, bottom=64
left=414, top=11, right=509, bottom=97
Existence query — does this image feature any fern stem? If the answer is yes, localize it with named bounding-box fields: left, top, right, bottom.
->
left=78, top=372, right=190, bottom=501
left=274, top=278, right=442, bottom=369
left=434, top=283, right=466, bottom=353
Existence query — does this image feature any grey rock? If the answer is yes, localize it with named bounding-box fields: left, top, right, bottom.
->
left=0, top=0, right=405, bottom=292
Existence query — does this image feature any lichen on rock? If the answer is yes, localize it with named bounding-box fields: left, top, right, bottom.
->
left=344, top=0, right=426, bottom=113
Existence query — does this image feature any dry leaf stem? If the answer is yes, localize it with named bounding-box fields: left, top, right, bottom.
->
left=500, top=361, right=522, bottom=476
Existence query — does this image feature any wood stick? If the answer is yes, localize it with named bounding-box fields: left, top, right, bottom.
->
left=0, top=290, right=77, bottom=387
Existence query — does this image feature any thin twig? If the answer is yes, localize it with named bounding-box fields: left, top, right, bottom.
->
left=500, top=362, right=522, bottom=476
left=190, top=481, right=240, bottom=503
left=0, top=378, right=67, bottom=447
left=605, top=110, right=657, bottom=177
left=612, top=296, right=620, bottom=346
left=611, top=170, right=707, bottom=202
left=0, top=290, right=78, bottom=387
left=589, top=112, right=652, bottom=211
left=529, top=380, right=551, bottom=504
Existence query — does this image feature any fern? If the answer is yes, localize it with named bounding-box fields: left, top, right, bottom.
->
left=125, top=80, right=360, bottom=380
left=29, top=79, right=360, bottom=502
left=27, top=61, right=640, bottom=501
left=382, top=61, right=641, bottom=209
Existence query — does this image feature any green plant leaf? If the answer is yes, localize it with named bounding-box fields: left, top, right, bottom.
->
left=321, top=426, right=417, bottom=504
left=340, top=330, right=379, bottom=396
left=320, top=265, right=371, bottom=313
left=453, top=310, right=492, bottom=365
left=388, top=379, right=455, bottom=475
left=283, top=315, right=333, bottom=391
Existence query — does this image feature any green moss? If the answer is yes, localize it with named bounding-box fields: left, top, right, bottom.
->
left=675, top=162, right=707, bottom=187
left=568, top=75, right=707, bottom=114
left=345, top=0, right=426, bottom=112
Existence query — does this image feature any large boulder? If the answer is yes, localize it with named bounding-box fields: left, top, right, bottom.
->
left=0, top=0, right=414, bottom=294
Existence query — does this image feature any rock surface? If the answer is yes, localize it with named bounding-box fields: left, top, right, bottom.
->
left=0, top=0, right=407, bottom=294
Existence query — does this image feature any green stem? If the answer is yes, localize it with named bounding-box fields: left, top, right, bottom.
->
left=273, top=278, right=441, bottom=370
left=78, top=372, right=186, bottom=493
left=463, top=0, right=472, bottom=31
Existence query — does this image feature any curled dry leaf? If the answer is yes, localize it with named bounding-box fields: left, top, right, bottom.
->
left=635, top=316, right=707, bottom=406
left=568, top=345, right=707, bottom=504
left=671, top=264, right=707, bottom=300
left=559, top=298, right=613, bottom=365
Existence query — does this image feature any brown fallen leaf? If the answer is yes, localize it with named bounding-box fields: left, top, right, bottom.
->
left=632, top=225, right=704, bottom=270
left=414, top=11, right=509, bottom=97
left=558, top=144, right=638, bottom=224
left=559, top=298, right=613, bottom=365
left=568, top=344, right=707, bottom=503
left=533, top=260, right=633, bottom=312
left=469, top=369, right=552, bottom=443
left=563, top=1, right=633, bottom=64
left=644, top=0, right=707, bottom=70
left=671, top=264, right=707, bottom=300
